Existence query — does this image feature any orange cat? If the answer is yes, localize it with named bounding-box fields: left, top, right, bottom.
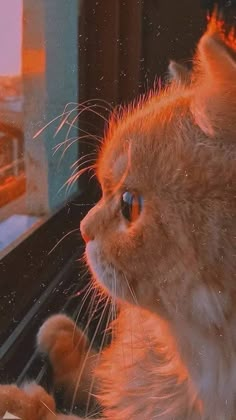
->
left=0, top=19, right=235, bottom=420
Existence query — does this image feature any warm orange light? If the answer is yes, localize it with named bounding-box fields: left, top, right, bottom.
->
left=0, top=1, right=23, bottom=76
left=207, top=12, right=236, bottom=52
left=23, top=48, right=46, bottom=75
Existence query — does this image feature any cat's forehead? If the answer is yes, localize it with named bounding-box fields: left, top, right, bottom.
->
left=99, top=152, right=129, bottom=191
left=98, top=94, right=189, bottom=188
left=98, top=133, right=160, bottom=194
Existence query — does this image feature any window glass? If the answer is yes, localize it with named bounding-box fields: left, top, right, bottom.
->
left=0, top=0, right=79, bottom=258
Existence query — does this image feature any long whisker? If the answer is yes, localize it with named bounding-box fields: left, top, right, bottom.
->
left=67, top=163, right=96, bottom=194
left=48, top=228, right=79, bottom=255
left=82, top=98, right=113, bottom=111
left=72, top=277, right=91, bottom=299
left=33, top=97, right=111, bottom=141
left=63, top=274, right=91, bottom=302
left=34, top=101, right=82, bottom=139
left=71, top=154, right=97, bottom=170
left=70, top=289, right=101, bottom=401
left=85, top=295, right=112, bottom=416
left=64, top=101, right=110, bottom=151
left=83, top=290, right=101, bottom=337
left=88, top=171, right=97, bottom=183
left=70, top=159, right=96, bottom=177
left=53, top=100, right=91, bottom=138
left=67, top=103, right=109, bottom=134
left=71, top=203, right=96, bottom=207
left=112, top=268, right=117, bottom=320
left=33, top=109, right=74, bottom=139
left=53, top=137, right=99, bottom=155
left=54, top=102, right=91, bottom=138
left=58, top=142, right=97, bottom=169
left=64, top=98, right=113, bottom=112
left=72, top=285, right=95, bottom=347
left=70, top=295, right=110, bottom=413
left=40, top=400, right=56, bottom=417
left=80, top=104, right=109, bottom=124
left=73, top=283, right=95, bottom=338
left=64, top=104, right=99, bottom=144
left=123, top=273, right=139, bottom=305
left=54, top=112, right=75, bottom=138
left=63, top=163, right=97, bottom=197
left=77, top=126, right=103, bottom=144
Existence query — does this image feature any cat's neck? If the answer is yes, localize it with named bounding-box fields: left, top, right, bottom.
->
left=172, top=313, right=236, bottom=419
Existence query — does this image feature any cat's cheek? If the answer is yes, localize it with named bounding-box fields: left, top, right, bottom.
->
left=86, top=240, right=114, bottom=295
left=86, top=240, right=126, bottom=300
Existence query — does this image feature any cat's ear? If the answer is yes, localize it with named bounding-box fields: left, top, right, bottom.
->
left=196, top=31, right=236, bottom=82
left=191, top=31, right=236, bottom=137
left=168, top=60, right=191, bottom=84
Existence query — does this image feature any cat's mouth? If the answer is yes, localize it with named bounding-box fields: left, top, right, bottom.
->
left=86, top=240, right=126, bottom=300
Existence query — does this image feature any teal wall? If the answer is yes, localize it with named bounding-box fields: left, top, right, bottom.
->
left=44, top=0, right=79, bottom=210
left=23, top=0, right=79, bottom=215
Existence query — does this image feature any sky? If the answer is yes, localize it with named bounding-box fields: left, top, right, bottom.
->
left=0, top=1, right=22, bottom=76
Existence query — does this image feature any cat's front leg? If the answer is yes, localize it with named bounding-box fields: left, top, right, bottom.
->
left=0, top=382, right=56, bottom=420
left=37, top=314, right=100, bottom=410
left=0, top=383, right=90, bottom=419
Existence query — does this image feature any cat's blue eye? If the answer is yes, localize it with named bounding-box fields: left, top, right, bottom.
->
left=121, top=191, right=143, bottom=222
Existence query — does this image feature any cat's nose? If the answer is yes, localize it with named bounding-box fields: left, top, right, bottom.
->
left=81, top=230, right=91, bottom=244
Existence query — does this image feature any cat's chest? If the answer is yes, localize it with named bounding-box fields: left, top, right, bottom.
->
left=96, top=306, right=196, bottom=419
left=175, top=319, right=236, bottom=419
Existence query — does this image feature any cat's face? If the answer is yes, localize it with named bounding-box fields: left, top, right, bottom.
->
left=81, top=24, right=236, bottom=321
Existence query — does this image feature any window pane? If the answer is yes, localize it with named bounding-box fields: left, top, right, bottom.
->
left=0, top=0, right=79, bottom=257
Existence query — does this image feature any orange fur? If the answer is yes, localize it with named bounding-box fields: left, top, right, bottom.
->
left=82, top=17, right=236, bottom=419
left=0, top=18, right=235, bottom=420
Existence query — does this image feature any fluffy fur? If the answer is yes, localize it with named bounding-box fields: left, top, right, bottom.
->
left=0, top=19, right=235, bottom=419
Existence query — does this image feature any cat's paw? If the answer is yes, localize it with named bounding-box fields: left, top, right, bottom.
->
left=0, top=383, right=55, bottom=420
left=37, top=314, right=89, bottom=371
left=37, top=314, right=76, bottom=352
left=37, top=314, right=98, bottom=407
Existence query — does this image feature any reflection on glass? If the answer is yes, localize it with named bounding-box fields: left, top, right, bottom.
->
left=0, top=1, right=25, bottom=252
left=0, top=0, right=79, bottom=256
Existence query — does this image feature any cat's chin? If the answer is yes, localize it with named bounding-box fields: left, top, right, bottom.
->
left=86, top=241, right=168, bottom=314
left=86, top=240, right=125, bottom=301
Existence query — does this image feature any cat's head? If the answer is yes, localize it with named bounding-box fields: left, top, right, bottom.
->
left=80, top=21, right=236, bottom=326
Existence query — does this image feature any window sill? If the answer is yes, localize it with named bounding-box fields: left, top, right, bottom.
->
left=0, top=213, right=44, bottom=259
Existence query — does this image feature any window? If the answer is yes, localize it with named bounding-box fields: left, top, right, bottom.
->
left=0, top=0, right=81, bottom=381
left=0, top=0, right=79, bottom=259
left=0, top=1, right=24, bottom=248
